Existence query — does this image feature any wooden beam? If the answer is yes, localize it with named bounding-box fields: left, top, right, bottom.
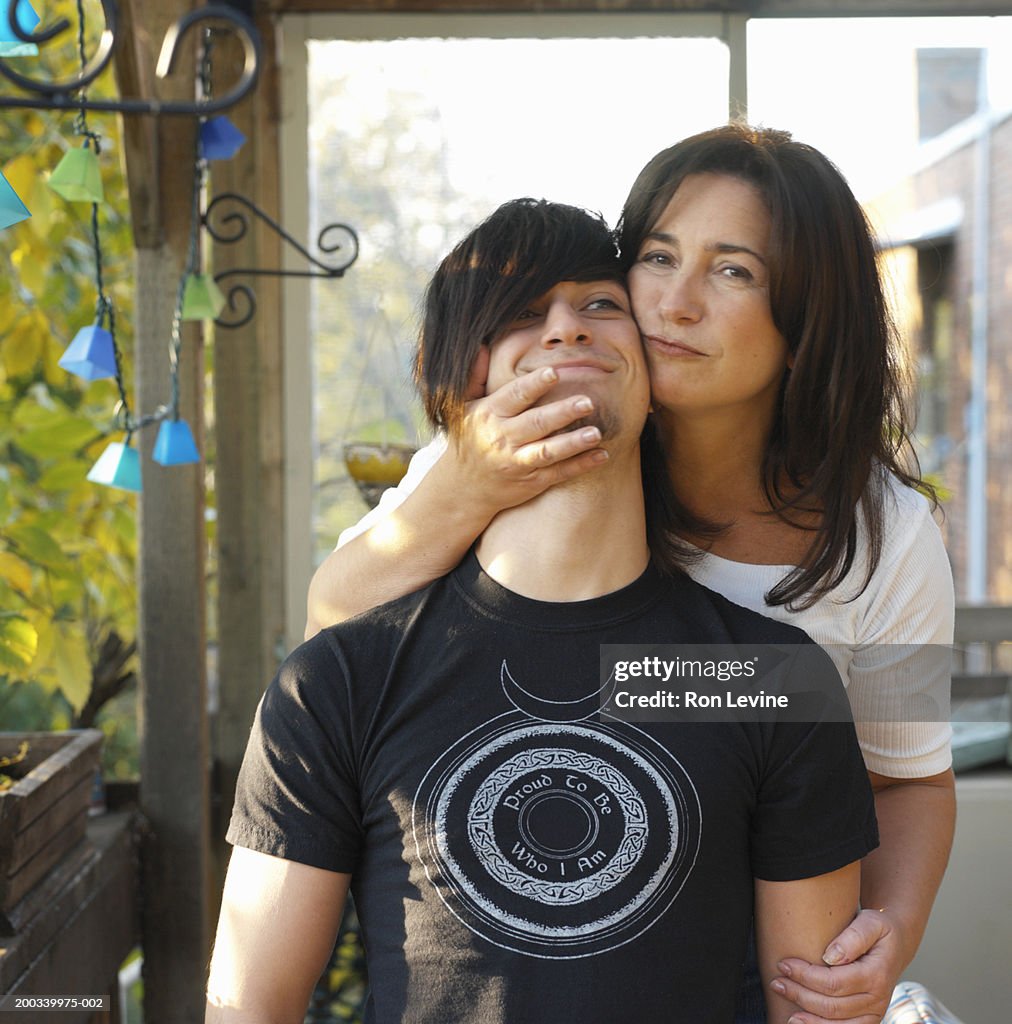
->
left=112, top=0, right=159, bottom=249
left=267, top=0, right=1012, bottom=15
left=115, top=3, right=212, bottom=1022
left=208, top=13, right=286, bottom=900
left=134, top=249, right=210, bottom=1024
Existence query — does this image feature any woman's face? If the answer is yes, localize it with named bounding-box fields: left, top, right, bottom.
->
left=627, top=173, right=790, bottom=430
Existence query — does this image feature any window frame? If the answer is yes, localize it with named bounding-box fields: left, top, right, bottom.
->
left=278, top=11, right=748, bottom=649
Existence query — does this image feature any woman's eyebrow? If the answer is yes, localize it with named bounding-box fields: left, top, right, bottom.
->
left=641, top=231, right=766, bottom=265
left=708, top=241, right=767, bottom=265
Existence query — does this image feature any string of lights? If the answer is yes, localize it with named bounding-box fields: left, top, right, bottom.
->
left=1, top=0, right=358, bottom=493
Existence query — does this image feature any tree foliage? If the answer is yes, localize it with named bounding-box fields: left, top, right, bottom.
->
left=1, top=45, right=138, bottom=773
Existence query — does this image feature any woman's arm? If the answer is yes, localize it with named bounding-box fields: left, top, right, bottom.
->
left=306, top=365, right=608, bottom=636
left=306, top=442, right=494, bottom=636
left=770, top=493, right=956, bottom=1023
left=858, top=768, right=956, bottom=962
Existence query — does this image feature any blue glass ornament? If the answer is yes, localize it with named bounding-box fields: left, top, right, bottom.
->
left=0, top=168, right=31, bottom=229
left=0, top=0, right=40, bottom=57
left=58, top=324, right=117, bottom=381
left=87, top=442, right=142, bottom=492
left=153, top=419, right=200, bottom=466
left=199, top=116, right=246, bottom=161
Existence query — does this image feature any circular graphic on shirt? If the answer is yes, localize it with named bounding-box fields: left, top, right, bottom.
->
left=412, top=662, right=701, bottom=959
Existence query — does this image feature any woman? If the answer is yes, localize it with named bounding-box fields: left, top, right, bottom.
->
left=306, top=124, right=955, bottom=1024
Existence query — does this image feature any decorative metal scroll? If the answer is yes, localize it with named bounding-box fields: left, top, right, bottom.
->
left=202, top=192, right=360, bottom=329
left=0, top=0, right=260, bottom=115
left=1, top=0, right=359, bottom=330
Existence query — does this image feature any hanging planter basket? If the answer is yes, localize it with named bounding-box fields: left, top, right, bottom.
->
left=343, top=442, right=415, bottom=509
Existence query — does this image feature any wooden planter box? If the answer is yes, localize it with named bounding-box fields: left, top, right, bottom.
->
left=0, top=730, right=103, bottom=926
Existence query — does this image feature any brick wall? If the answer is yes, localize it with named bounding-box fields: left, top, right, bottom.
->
left=869, top=113, right=1012, bottom=601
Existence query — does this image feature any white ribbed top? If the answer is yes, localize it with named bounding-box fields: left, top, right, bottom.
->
left=681, top=475, right=954, bottom=776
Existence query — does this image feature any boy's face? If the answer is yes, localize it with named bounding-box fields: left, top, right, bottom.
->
left=485, top=279, right=649, bottom=444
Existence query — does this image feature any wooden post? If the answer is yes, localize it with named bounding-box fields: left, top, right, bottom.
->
left=208, top=15, right=287, bottom=896
left=115, top=3, right=212, bottom=1021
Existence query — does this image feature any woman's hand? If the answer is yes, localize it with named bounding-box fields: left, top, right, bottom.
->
left=768, top=761, right=955, bottom=1024
left=770, top=907, right=905, bottom=1023
left=304, top=351, right=612, bottom=635
left=448, top=347, right=610, bottom=520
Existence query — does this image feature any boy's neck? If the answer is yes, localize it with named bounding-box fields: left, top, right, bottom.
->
left=474, top=451, right=650, bottom=603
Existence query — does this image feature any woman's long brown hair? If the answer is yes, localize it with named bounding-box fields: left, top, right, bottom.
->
left=617, top=123, right=936, bottom=609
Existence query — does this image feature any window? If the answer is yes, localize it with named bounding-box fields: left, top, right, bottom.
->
left=915, top=240, right=956, bottom=471
left=283, top=13, right=737, bottom=607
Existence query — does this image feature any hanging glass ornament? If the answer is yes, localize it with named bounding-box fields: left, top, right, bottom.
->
left=0, top=0, right=40, bottom=57
left=181, top=273, right=226, bottom=320
left=199, top=116, right=246, bottom=161
left=153, top=419, right=201, bottom=466
left=49, top=145, right=104, bottom=204
left=87, top=441, right=142, bottom=492
left=0, top=168, right=31, bottom=228
left=58, top=323, right=117, bottom=381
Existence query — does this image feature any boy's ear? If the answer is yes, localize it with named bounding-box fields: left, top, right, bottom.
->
left=465, top=345, right=490, bottom=401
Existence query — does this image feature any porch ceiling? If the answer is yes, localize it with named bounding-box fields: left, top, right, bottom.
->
left=268, top=0, right=1012, bottom=18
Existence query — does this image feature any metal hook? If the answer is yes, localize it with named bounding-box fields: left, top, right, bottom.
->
left=154, top=6, right=260, bottom=114
left=0, top=1, right=260, bottom=116
left=202, top=192, right=360, bottom=329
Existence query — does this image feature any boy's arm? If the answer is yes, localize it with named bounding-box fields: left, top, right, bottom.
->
left=206, top=847, right=350, bottom=1024
left=755, top=862, right=861, bottom=1024
left=771, top=769, right=955, bottom=1024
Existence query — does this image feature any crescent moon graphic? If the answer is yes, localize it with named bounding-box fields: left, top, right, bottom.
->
left=500, top=660, right=617, bottom=722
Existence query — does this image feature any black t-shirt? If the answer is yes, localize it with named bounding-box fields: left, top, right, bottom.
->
left=229, top=553, right=878, bottom=1024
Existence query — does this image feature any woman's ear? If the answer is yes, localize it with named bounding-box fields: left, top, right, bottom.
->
left=465, top=344, right=491, bottom=401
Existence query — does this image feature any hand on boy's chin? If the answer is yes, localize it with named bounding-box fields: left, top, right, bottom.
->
left=536, top=379, right=626, bottom=444
left=545, top=399, right=620, bottom=443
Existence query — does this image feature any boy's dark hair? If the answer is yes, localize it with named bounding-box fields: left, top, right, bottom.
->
left=416, top=197, right=692, bottom=573
left=416, top=198, right=623, bottom=434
